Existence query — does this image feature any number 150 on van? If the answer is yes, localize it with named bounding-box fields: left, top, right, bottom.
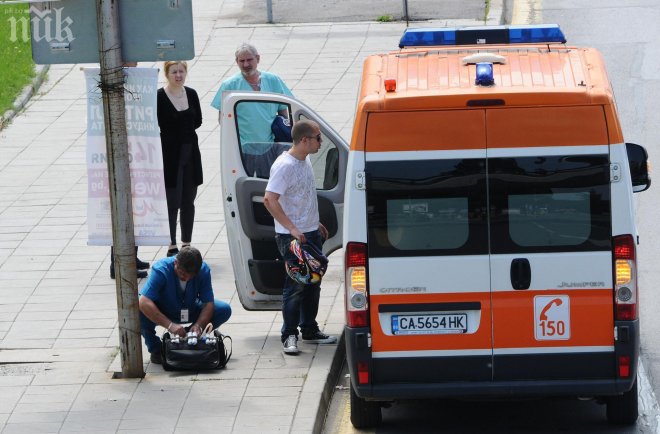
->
left=534, top=295, right=571, bottom=340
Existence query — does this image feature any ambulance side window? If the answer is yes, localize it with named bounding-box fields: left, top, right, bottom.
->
left=489, top=155, right=611, bottom=253
left=233, top=103, right=339, bottom=190
left=298, top=114, right=340, bottom=190
left=366, top=158, right=488, bottom=257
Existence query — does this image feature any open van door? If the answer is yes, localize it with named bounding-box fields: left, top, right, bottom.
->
left=220, top=92, right=348, bottom=310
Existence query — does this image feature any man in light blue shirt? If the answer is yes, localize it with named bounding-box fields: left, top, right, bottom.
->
left=211, top=43, right=293, bottom=146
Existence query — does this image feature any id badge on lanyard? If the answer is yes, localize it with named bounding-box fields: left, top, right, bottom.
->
left=178, top=279, right=188, bottom=322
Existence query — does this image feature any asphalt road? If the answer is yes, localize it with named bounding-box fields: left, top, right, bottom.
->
left=323, top=361, right=648, bottom=434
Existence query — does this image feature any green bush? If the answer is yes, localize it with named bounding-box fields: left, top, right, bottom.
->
left=0, top=3, right=36, bottom=116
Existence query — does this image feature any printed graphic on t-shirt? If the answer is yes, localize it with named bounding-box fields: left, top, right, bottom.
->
left=267, top=154, right=319, bottom=233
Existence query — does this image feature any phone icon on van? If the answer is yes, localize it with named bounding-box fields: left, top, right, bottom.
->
left=539, top=298, right=563, bottom=321
left=535, top=295, right=570, bottom=340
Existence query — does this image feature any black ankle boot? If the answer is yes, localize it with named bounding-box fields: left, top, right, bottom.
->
left=136, top=257, right=150, bottom=270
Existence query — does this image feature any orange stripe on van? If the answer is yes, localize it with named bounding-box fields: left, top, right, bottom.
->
left=369, top=292, right=491, bottom=352
left=366, top=110, right=486, bottom=152
left=487, top=106, right=609, bottom=148
left=369, top=289, right=613, bottom=353
left=492, top=289, right=614, bottom=349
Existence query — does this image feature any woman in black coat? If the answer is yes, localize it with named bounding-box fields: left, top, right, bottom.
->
left=157, top=61, right=203, bottom=257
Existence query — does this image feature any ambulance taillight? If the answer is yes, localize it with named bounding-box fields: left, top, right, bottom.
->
left=618, top=356, right=631, bottom=378
left=345, top=242, right=369, bottom=327
left=613, top=235, right=637, bottom=321
left=357, top=361, right=370, bottom=384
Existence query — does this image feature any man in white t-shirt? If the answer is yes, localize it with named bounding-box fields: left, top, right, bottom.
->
left=264, top=119, right=337, bottom=355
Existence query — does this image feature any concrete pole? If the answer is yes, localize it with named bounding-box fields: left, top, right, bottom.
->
left=95, top=0, right=144, bottom=378
left=403, top=0, right=409, bottom=26
left=266, top=0, right=273, bottom=23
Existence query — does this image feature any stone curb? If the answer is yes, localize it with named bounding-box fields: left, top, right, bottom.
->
left=0, top=63, right=49, bottom=131
left=312, top=332, right=347, bottom=433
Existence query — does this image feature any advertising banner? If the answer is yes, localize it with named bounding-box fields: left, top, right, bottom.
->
left=85, top=67, right=169, bottom=246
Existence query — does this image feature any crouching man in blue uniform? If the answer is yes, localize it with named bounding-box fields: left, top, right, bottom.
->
left=138, top=246, right=232, bottom=364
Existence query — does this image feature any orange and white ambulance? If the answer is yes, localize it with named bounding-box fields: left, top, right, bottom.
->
left=219, top=24, right=650, bottom=428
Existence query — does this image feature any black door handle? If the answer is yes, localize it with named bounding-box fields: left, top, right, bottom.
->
left=510, top=258, right=531, bottom=290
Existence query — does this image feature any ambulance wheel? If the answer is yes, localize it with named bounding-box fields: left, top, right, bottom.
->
left=350, top=383, right=382, bottom=428
left=606, top=379, right=638, bottom=425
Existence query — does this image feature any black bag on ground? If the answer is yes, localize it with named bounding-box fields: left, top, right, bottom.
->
left=161, top=327, right=232, bottom=371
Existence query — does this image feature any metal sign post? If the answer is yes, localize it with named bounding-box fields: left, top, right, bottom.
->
left=95, top=0, right=143, bottom=379
left=266, top=0, right=273, bottom=23
left=402, top=0, right=409, bottom=26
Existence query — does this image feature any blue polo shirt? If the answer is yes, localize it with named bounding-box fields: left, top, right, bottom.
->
left=210, top=71, right=293, bottom=147
left=139, top=257, right=214, bottom=320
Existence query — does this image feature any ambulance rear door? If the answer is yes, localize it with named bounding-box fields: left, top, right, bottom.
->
left=487, top=106, right=615, bottom=382
left=364, top=109, right=493, bottom=383
left=220, top=92, right=348, bottom=310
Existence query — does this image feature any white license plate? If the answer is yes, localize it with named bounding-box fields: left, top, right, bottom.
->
left=391, top=313, right=467, bottom=335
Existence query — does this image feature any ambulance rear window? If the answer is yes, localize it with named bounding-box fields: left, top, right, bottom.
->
left=386, top=197, right=469, bottom=250
left=508, top=192, right=592, bottom=247
left=489, top=154, right=611, bottom=253
left=366, top=158, right=488, bottom=257
left=366, top=154, right=610, bottom=257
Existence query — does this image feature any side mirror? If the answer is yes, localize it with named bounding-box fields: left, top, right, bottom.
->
left=626, top=143, right=651, bottom=193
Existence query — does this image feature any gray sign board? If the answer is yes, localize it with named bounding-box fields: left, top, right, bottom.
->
left=30, top=0, right=194, bottom=64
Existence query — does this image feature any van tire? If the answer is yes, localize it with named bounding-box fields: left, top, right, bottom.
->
left=350, top=383, right=382, bottom=428
left=606, top=379, right=638, bottom=425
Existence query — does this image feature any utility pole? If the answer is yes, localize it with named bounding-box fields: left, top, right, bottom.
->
left=96, top=0, right=144, bottom=378
left=402, top=0, right=410, bottom=26
left=266, top=0, right=273, bottom=23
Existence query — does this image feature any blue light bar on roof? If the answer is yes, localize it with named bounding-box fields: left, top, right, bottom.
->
left=399, top=24, right=566, bottom=48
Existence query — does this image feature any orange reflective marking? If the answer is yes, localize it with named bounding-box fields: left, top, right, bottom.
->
left=365, top=110, right=486, bottom=152
left=369, top=292, right=491, bottom=352
left=491, top=289, right=614, bottom=348
left=487, top=106, right=609, bottom=148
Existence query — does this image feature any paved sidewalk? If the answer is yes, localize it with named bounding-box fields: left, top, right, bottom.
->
left=0, top=1, right=501, bottom=433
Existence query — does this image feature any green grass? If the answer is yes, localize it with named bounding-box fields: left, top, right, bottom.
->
left=377, top=15, right=393, bottom=22
left=0, top=3, right=35, bottom=116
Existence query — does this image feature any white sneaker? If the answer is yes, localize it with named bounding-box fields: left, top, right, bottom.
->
left=283, top=335, right=299, bottom=354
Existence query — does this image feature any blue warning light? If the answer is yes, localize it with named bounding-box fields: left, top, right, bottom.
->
left=399, top=24, right=567, bottom=48
left=475, top=62, right=494, bottom=86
